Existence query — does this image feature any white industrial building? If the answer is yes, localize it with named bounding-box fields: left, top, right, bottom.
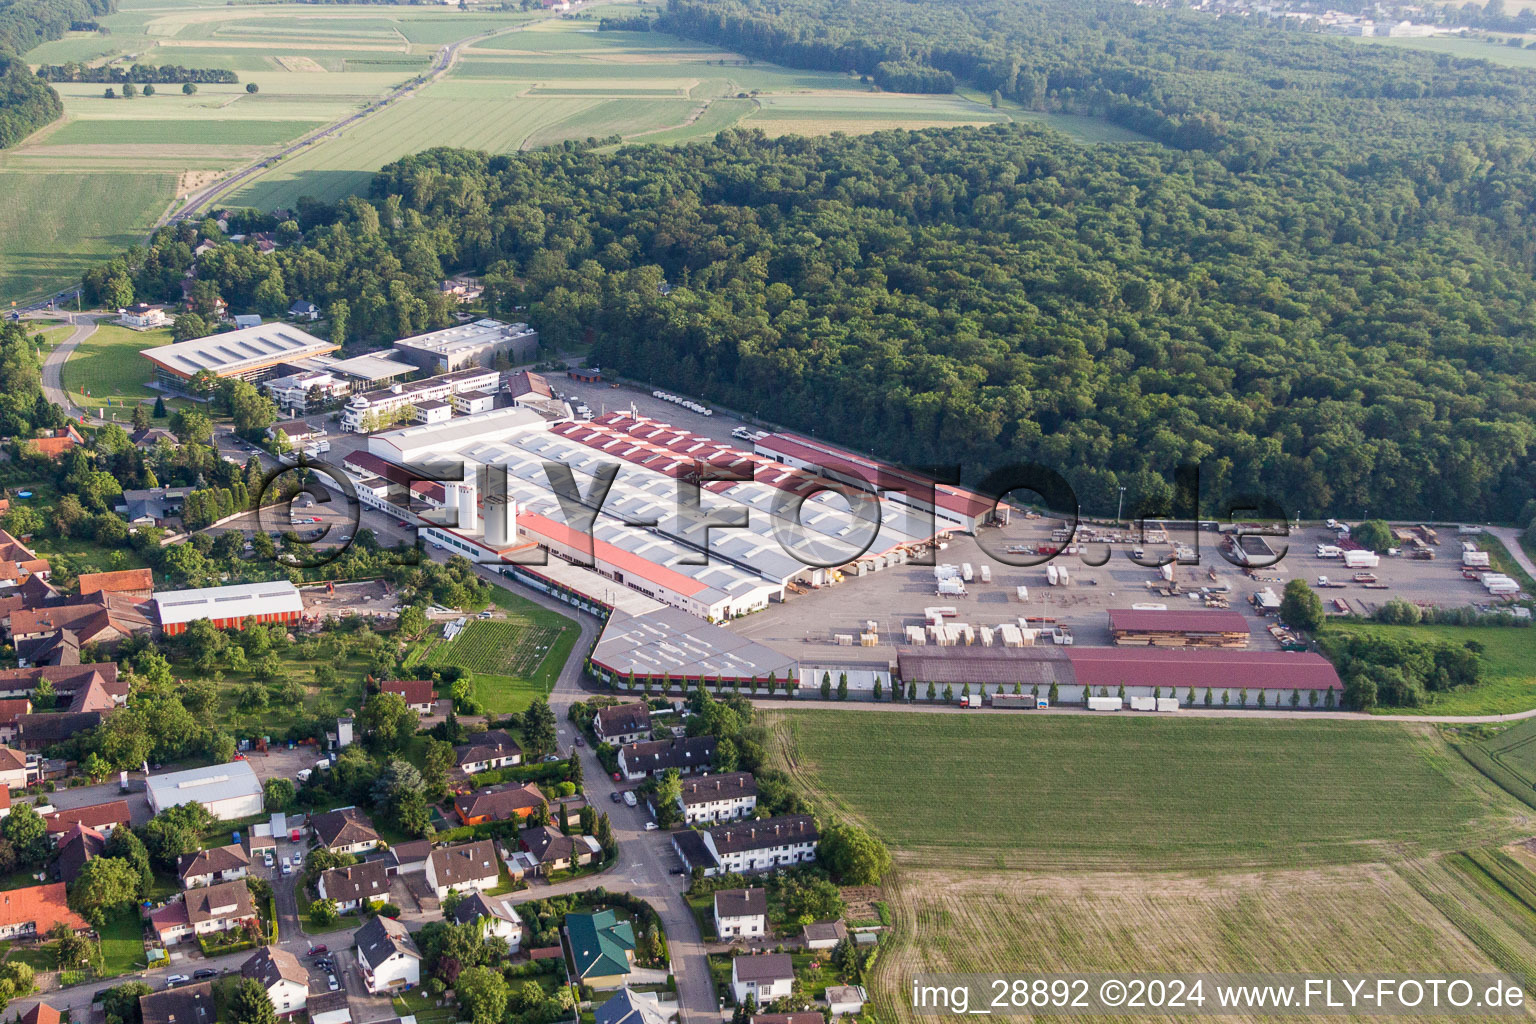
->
left=139, top=323, right=339, bottom=393
left=390, top=319, right=538, bottom=374
left=340, top=367, right=501, bottom=433
left=147, top=760, right=264, bottom=820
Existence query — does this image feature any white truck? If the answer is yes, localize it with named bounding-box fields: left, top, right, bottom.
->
left=962, top=563, right=975, bottom=583
left=1058, top=566, right=1071, bottom=586
left=1316, top=544, right=1343, bottom=558
left=1046, top=565, right=1060, bottom=586
left=1015, top=585, right=1029, bottom=602
left=979, top=565, right=991, bottom=584
left=1343, top=550, right=1380, bottom=568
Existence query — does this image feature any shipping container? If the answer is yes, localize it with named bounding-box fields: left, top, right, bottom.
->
left=1343, top=550, right=1380, bottom=568
left=979, top=565, right=991, bottom=583
left=962, top=563, right=975, bottom=582
left=1047, top=565, right=1060, bottom=586
left=1130, top=696, right=1157, bottom=711
left=1016, top=585, right=1029, bottom=602
left=1058, top=567, right=1071, bottom=586
left=1156, top=697, right=1180, bottom=712
left=1087, top=696, right=1123, bottom=711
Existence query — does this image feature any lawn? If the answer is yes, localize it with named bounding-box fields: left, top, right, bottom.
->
left=58, top=322, right=177, bottom=416
left=394, top=989, right=458, bottom=1024
left=97, top=908, right=147, bottom=976
left=769, top=710, right=1525, bottom=870
left=1321, top=622, right=1536, bottom=716
left=0, top=171, right=172, bottom=303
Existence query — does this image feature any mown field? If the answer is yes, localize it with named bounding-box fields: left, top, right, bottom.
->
left=770, top=710, right=1527, bottom=869
left=872, top=851, right=1536, bottom=1024
left=1321, top=622, right=1536, bottom=716
left=405, top=592, right=578, bottom=714
left=58, top=322, right=177, bottom=416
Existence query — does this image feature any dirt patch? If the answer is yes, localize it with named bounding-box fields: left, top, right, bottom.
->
left=178, top=169, right=223, bottom=195
left=275, top=55, right=328, bottom=72
left=839, top=885, right=881, bottom=922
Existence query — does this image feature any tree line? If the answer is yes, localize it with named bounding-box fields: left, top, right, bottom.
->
left=0, top=0, right=117, bottom=148
left=35, top=61, right=238, bottom=83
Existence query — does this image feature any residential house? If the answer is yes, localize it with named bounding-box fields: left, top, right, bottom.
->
left=378, top=680, right=436, bottom=714
left=181, top=878, right=258, bottom=940
left=128, top=426, right=178, bottom=449
left=116, top=486, right=195, bottom=524
left=713, top=888, right=767, bottom=940
left=387, top=838, right=432, bottom=875
left=616, top=736, right=715, bottom=781
left=232, top=314, right=262, bottom=330
left=730, top=954, right=794, bottom=1005
left=519, top=825, right=599, bottom=875
left=0, top=883, right=89, bottom=939
left=678, top=772, right=756, bottom=825
left=76, top=568, right=154, bottom=600
left=566, top=909, right=635, bottom=988
left=454, top=730, right=522, bottom=774
left=269, top=419, right=322, bottom=446
left=26, top=426, right=83, bottom=460
left=15, top=711, right=106, bottom=749
left=13, top=1001, right=63, bottom=1024
left=317, top=861, right=390, bottom=913
left=149, top=901, right=194, bottom=945
left=241, top=945, right=308, bottom=1017
left=454, top=781, right=545, bottom=826
left=0, top=789, right=10, bottom=818
left=825, top=985, right=867, bottom=1016
left=307, top=990, right=352, bottom=1024
left=672, top=815, right=819, bottom=877
left=54, top=824, right=105, bottom=885
left=289, top=300, right=320, bottom=322
left=0, top=746, right=28, bottom=790
left=595, top=989, right=674, bottom=1024
left=451, top=891, right=523, bottom=950
left=424, top=839, right=501, bottom=900
left=138, top=982, right=216, bottom=1024
left=593, top=702, right=651, bottom=745
left=310, top=807, right=381, bottom=855
left=177, top=844, right=250, bottom=889
left=354, top=914, right=421, bottom=993
left=0, top=531, right=49, bottom=588
left=802, top=921, right=847, bottom=950
left=0, top=700, right=27, bottom=743
left=753, top=1014, right=825, bottom=1024
left=118, top=303, right=168, bottom=328
left=44, top=799, right=129, bottom=838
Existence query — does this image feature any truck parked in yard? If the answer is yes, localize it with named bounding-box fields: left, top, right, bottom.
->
left=1343, top=550, right=1380, bottom=568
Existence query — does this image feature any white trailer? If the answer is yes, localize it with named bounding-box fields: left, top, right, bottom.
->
left=1087, top=696, right=1123, bottom=711
left=937, top=578, right=966, bottom=597
left=1463, top=551, right=1491, bottom=568
left=1159, top=562, right=1175, bottom=582
left=1156, top=697, right=1180, bottom=712
left=1129, top=696, right=1157, bottom=711
left=1343, top=550, right=1380, bottom=568
left=1316, top=544, right=1343, bottom=558
left=1058, top=566, right=1070, bottom=586
left=1047, top=565, right=1060, bottom=586
left=962, top=563, right=975, bottom=582
left=1015, top=585, right=1029, bottom=602
left=979, top=565, right=991, bottom=584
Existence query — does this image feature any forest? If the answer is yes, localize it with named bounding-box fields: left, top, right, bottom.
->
left=0, top=0, right=116, bottom=148
left=36, top=62, right=239, bottom=84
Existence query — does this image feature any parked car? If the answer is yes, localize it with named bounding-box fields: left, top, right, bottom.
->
left=623, top=791, right=637, bottom=807
left=307, top=945, right=329, bottom=956
left=166, top=975, right=190, bottom=987
left=193, top=969, right=218, bottom=980
left=292, top=850, right=303, bottom=867
left=610, top=792, right=621, bottom=803
left=542, top=754, right=560, bottom=763
left=327, top=974, right=339, bottom=992
left=669, top=867, right=687, bottom=876
left=644, top=822, right=658, bottom=831
left=574, top=736, right=584, bottom=746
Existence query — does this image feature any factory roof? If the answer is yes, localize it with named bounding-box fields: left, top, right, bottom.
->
left=139, top=323, right=337, bottom=380
left=392, top=318, right=533, bottom=355
left=1067, top=647, right=1343, bottom=690
left=146, top=760, right=262, bottom=808
left=591, top=608, right=798, bottom=682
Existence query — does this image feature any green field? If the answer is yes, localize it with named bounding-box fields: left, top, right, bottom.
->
left=45, top=119, right=323, bottom=147
left=59, top=322, right=176, bottom=416
left=0, top=171, right=173, bottom=302
left=771, top=710, right=1525, bottom=870
left=406, top=590, right=578, bottom=714
left=1352, top=33, right=1536, bottom=69
left=1321, top=622, right=1536, bottom=716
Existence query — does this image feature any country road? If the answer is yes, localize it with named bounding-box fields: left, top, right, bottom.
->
left=37, top=314, right=101, bottom=423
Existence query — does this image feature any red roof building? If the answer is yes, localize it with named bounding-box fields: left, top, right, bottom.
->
left=77, top=568, right=155, bottom=599
left=1065, top=647, right=1342, bottom=692
left=45, top=799, right=131, bottom=835
left=0, top=883, right=89, bottom=938
left=378, top=680, right=437, bottom=712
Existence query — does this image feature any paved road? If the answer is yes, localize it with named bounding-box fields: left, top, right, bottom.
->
left=36, top=314, right=102, bottom=423
left=1488, top=525, right=1536, bottom=582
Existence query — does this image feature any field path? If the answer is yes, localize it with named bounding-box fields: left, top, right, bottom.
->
left=39, top=314, right=104, bottom=423
left=1488, top=525, right=1536, bottom=581
left=162, top=10, right=562, bottom=224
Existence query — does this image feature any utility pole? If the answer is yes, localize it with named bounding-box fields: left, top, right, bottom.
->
left=1116, top=486, right=1126, bottom=526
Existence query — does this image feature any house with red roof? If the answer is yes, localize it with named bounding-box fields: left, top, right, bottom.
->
left=377, top=680, right=437, bottom=714
left=0, top=883, right=89, bottom=938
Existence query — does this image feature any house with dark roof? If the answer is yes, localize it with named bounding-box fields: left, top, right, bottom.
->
left=616, top=736, right=715, bottom=781
left=672, top=815, right=819, bottom=877
left=54, top=824, right=105, bottom=885
left=178, top=843, right=250, bottom=888
left=730, top=953, right=794, bottom=1004
left=310, top=807, right=381, bottom=855
left=157, top=879, right=256, bottom=943
left=595, top=989, right=674, bottom=1024
left=453, top=729, right=522, bottom=774
left=519, top=824, right=600, bottom=875
left=593, top=702, right=651, bottom=745
left=566, top=909, right=635, bottom=988
left=317, top=860, right=390, bottom=913
left=454, top=781, right=545, bottom=826
left=386, top=838, right=432, bottom=875
left=802, top=920, right=848, bottom=950
left=355, top=914, right=420, bottom=993
left=425, top=839, right=501, bottom=899
left=289, top=300, right=320, bottom=321
left=138, top=982, right=216, bottom=1024
left=14, top=711, right=106, bottom=751
left=678, top=772, right=757, bottom=825
left=713, top=887, right=767, bottom=940
left=241, top=945, right=308, bottom=1017
left=451, top=890, right=524, bottom=949
left=307, top=989, right=352, bottom=1024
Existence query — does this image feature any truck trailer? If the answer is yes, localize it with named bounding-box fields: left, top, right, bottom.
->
left=1343, top=550, right=1380, bottom=568
left=1087, top=696, right=1123, bottom=711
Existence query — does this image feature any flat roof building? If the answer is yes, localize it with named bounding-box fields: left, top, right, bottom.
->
left=153, top=581, right=303, bottom=636
left=590, top=608, right=799, bottom=689
left=391, top=319, right=538, bottom=374
left=147, top=760, right=263, bottom=820
left=140, top=324, right=338, bottom=392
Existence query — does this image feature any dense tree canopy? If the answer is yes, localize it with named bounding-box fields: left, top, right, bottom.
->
left=0, top=0, right=115, bottom=148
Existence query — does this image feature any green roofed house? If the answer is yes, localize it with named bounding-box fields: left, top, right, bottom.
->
left=566, top=909, right=636, bottom=989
